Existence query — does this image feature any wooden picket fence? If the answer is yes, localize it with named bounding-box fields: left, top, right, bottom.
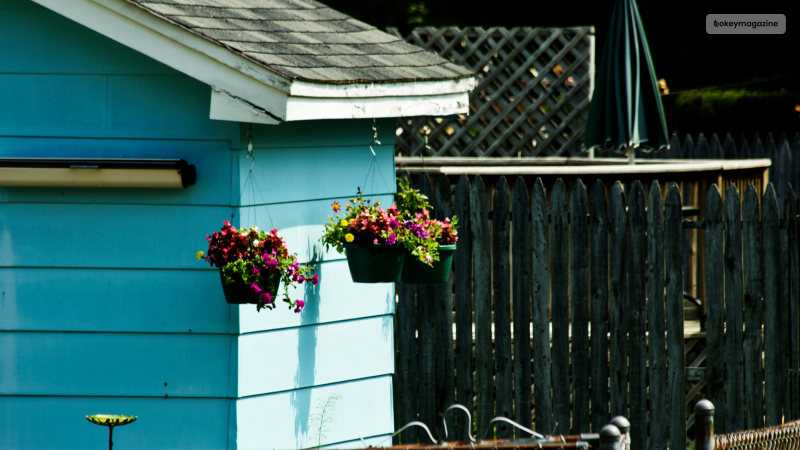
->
left=392, top=174, right=800, bottom=450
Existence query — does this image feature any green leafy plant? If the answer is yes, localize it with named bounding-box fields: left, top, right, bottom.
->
left=319, top=180, right=459, bottom=267
left=199, top=221, right=317, bottom=312
left=308, top=393, right=342, bottom=449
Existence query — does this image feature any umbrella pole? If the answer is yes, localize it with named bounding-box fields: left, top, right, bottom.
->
left=627, top=146, right=635, bottom=165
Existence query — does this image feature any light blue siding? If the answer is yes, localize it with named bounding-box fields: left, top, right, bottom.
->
left=0, top=1, right=397, bottom=448
left=0, top=268, right=234, bottom=334
left=238, top=259, right=394, bottom=334
left=0, top=74, right=108, bottom=138
left=0, top=332, right=234, bottom=397
left=236, top=143, right=395, bottom=206
left=0, top=396, right=232, bottom=450
left=235, top=375, right=394, bottom=450
left=237, top=316, right=394, bottom=397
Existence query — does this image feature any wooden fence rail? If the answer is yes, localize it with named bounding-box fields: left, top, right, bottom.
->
left=393, top=174, right=800, bottom=449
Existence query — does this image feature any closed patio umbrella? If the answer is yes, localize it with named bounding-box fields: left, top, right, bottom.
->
left=582, top=0, right=669, bottom=163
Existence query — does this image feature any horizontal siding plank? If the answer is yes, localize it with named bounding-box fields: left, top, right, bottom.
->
left=0, top=74, right=107, bottom=138
left=0, top=267, right=234, bottom=334
left=0, top=332, right=233, bottom=397
left=0, top=196, right=397, bottom=268
left=236, top=375, right=394, bottom=450
left=0, top=74, right=230, bottom=140
left=248, top=118, right=397, bottom=150
left=239, top=259, right=395, bottom=333
left=0, top=260, right=392, bottom=334
left=0, top=203, right=231, bottom=269
left=106, top=75, right=231, bottom=140
left=0, top=137, right=233, bottom=206
left=0, top=396, right=232, bottom=450
left=0, top=5, right=177, bottom=75
left=237, top=315, right=394, bottom=397
left=238, top=144, right=396, bottom=206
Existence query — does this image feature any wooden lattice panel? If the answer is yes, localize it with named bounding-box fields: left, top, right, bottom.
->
left=388, top=27, right=595, bottom=157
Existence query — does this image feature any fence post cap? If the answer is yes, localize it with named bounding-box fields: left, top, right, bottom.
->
left=599, top=424, right=621, bottom=442
left=695, top=399, right=715, bottom=415
left=610, top=416, right=630, bottom=434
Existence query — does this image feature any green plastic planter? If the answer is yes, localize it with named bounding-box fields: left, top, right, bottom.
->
left=401, top=245, right=456, bottom=284
left=344, top=244, right=406, bottom=283
left=219, top=268, right=280, bottom=304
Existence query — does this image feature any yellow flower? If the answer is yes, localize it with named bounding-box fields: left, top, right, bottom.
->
left=340, top=220, right=349, bottom=227
left=196, top=251, right=205, bottom=260
left=345, top=233, right=355, bottom=243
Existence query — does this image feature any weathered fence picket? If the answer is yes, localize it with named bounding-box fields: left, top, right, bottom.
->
left=471, top=175, right=493, bottom=431
left=705, top=185, right=726, bottom=433
left=392, top=174, right=800, bottom=447
left=724, top=185, right=745, bottom=432
left=627, top=182, right=647, bottom=450
left=453, top=174, right=472, bottom=442
left=531, top=178, right=553, bottom=433
left=433, top=176, right=455, bottom=416
left=492, top=177, right=513, bottom=438
left=551, top=180, right=570, bottom=435
left=570, top=180, right=590, bottom=434
left=742, top=186, right=764, bottom=430
left=763, top=185, right=782, bottom=427
left=512, top=177, right=532, bottom=430
left=665, top=184, right=686, bottom=450
left=787, top=186, right=800, bottom=421
left=608, top=182, right=628, bottom=420
left=648, top=182, right=667, bottom=450
left=590, top=180, right=609, bottom=433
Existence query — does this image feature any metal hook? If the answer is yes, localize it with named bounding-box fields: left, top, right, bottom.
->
left=372, top=119, right=381, bottom=146
left=356, top=431, right=369, bottom=449
left=371, top=421, right=437, bottom=448
left=441, top=404, right=477, bottom=443
left=369, top=119, right=380, bottom=157
left=479, top=416, right=544, bottom=443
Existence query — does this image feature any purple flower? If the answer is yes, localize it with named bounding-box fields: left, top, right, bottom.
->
left=249, top=283, right=262, bottom=295
left=388, top=218, right=399, bottom=229
left=259, top=292, right=273, bottom=304
left=311, top=274, right=319, bottom=285
left=385, top=232, right=397, bottom=246
left=294, top=299, right=306, bottom=313
left=251, top=268, right=260, bottom=275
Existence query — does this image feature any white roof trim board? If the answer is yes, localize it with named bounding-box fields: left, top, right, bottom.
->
left=30, top=0, right=475, bottom=123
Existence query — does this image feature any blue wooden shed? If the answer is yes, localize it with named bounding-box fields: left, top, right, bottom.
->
left=0, top=1, right=473, bottom=448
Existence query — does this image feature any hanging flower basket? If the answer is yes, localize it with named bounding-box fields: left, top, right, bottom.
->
left=401, top=244, right=456, bottom=284
left=199, top=221, right=318, bottom=312
left=344, top=243, right=406, bottom=283
left=219, top=269, right=280, bottom=305
left=319, top=178, right=459, bottom=285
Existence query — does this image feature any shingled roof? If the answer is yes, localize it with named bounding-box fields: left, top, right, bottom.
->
left=123, top=0, right=473, bottom=84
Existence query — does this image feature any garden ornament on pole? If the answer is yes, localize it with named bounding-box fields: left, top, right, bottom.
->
left=582, top=0, right=669, bottom=164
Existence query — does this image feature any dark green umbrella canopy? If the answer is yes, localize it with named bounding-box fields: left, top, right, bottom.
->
left=583, top=0, right=669, bottom=155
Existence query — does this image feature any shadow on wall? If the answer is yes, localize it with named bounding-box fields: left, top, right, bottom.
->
left=291, top=244, right=324, bottom=447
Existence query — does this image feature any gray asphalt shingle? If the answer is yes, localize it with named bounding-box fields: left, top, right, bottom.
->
left=126, top=0, right=473, bottom=83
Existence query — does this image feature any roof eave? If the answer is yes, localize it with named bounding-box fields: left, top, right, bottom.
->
left=32, top=0, right=475, bottom=123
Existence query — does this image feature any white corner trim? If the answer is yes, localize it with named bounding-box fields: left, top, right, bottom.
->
left=210, top=89, right=281, bottom=126
left=284, top=92, right=469, bottom=121
left=31, top=0, right=290, bottom=119
left=289, top=77, right=476, bottom=98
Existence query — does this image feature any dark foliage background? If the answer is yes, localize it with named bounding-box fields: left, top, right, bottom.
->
left=320, top=0, right=800, bottom=136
